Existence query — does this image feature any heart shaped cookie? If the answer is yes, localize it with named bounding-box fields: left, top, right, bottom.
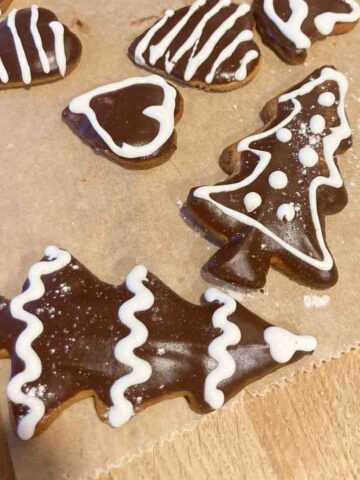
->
left=128, top=0, right=261, bottom=91
left=0, top=6, right=82, bottom=88
left=62, top=75, right=184, bottom=169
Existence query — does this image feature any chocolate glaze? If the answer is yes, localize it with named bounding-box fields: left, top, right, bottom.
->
left=187, top=67, right=352, bottom=289
left=62, top=81, right=183, bottom=169
left=128, top=1, right=260, bottom=90
left=0, top=250, right=310, bottom=437
left=0, top=7, right=82, bottom=88
left=254, top=0, right=357, bottom=63
left=0, top=296, right=23, bottom=359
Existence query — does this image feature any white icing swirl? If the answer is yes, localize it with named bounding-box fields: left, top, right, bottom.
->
left=314, top=0, right=360, bottom=35
left=108, top=265, right=154, bottom=428
left=204, top=288, right=240, bottom=409
left=68, top=75, right=177, bottom=159
left=7, top=246, right=71, bottom=440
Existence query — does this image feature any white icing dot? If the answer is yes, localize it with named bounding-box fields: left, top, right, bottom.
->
left=318, top=92, right=336, bottom=107
left=276, top=128, right=292, bottom=143
left=243, top=192, right=262, bottom=213
left=298, top=145, right=319, bottom=167
left=268, top=171, right=288, bottom=189
left=277, top=203, right=296, bottom=222
left=310, top=115, right=326, bottom=134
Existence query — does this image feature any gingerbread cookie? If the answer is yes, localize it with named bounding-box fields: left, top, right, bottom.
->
left=63, top=75, right=183, bottom=169
left=0, top=246, right=316, bottom=439
left=128, top=0, right=261, bottom=91
left=254, top=0, right=360, bottom=63
left=187, top=67, right=352, bottom=289
left=0, top=6, right=82, bottom=88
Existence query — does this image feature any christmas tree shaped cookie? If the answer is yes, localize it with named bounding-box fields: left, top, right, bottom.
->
left=254, top=0, right=360, bottom=64
left=0, top=246, right=316, bottom=439
left=187, top=67, right=352, bottom=289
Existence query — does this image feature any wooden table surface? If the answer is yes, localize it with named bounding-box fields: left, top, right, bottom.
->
left=1, top=349, right=359, bottom=480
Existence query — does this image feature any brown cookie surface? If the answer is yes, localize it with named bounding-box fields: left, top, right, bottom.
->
left=0, top=6, right=82, bottom=88
left=254, top=0, right=360, bottom=63
left=63, top=75, right=183, bottom=169
left=128, top=0, right=261, bottom=91
left=0, top=246, right=316, bottom=439
left=187, top=67, right=352, bottom=290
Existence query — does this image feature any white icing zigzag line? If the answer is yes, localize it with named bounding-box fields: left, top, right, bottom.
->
left=204, top=288, right=240, bottom=410
left=108, top=265, right=154, bottom=428
left=194, top=67, right=351, bottom=271
left=264, top=326, right=317, bottom=363
left=30, top=5, right=50, bottom=74
left=7, top=9, right=32, bottom=84
left=69, top=75, right=177, bottom=159
left=315, top=0, right=360, bottom=35
left=263, top=0, right=310, bottom=49
left=7, top=246, right=71, bottom=440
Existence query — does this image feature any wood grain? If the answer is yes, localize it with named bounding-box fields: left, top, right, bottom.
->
left=109, top=349, right=360, bottom=480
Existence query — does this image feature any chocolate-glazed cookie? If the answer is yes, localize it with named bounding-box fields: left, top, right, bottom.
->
left=62, top=75, right=184, bottom=169
left=0, top=246, right=316, bottom=440
left=0, top=6, right=82, bottom=88
left=254, top=0, right=360, bottom=64
left=128, top=0, right=261, bottom=91
left=187, top=67, right=352, bottom=290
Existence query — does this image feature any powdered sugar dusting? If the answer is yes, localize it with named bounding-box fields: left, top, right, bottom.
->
left=303, top=294, right=330, bottom=308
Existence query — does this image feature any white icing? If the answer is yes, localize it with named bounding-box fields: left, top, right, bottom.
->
left=264, top=326, right=317, bottom=363
left=7, top=246, right=71, bottom=440
left=166, top=0, right=231, bottom=75
left=243, top=191, right=262, bottom=212
left=314, top=0, right=360, bottom=35
left=194, top=67, right=351, bottom=271
left=134, top=9, right=175, bottom=66
left=135, top=0, right=256, bottom=84
left=318, top=92, right=336, bottom=107
left=298, top=145, right=319, bottom=167
left=234, top=48, right=259, bottom=81
left=205, top=30, right=254, bottom=84
left=149, top=0, right=207, bottom=66
left=184, top=4, right=250, bottom=81
left=109, top=265, right=154, bottom=428
left=310, top=114, right=325, bottom=135
left=276, top=127, right=292, bottom=143
left=1, top=7, right=68, bottom=84
left=7, top=9, right=32, bottom=84
left=268, top=171, right=288, bottom=189
left=69, top=75, right=177, bottom=159
left=277, top=203, right=295, bottom=222
left=49, top=21, right=67, bottom=77
left=30, top=5, right=50, bottom=74
left=204, top=288, right=240, bottom=409
left=0, top=57, right=9, bottom=83
left=263, top=0, right=311, bottom=49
